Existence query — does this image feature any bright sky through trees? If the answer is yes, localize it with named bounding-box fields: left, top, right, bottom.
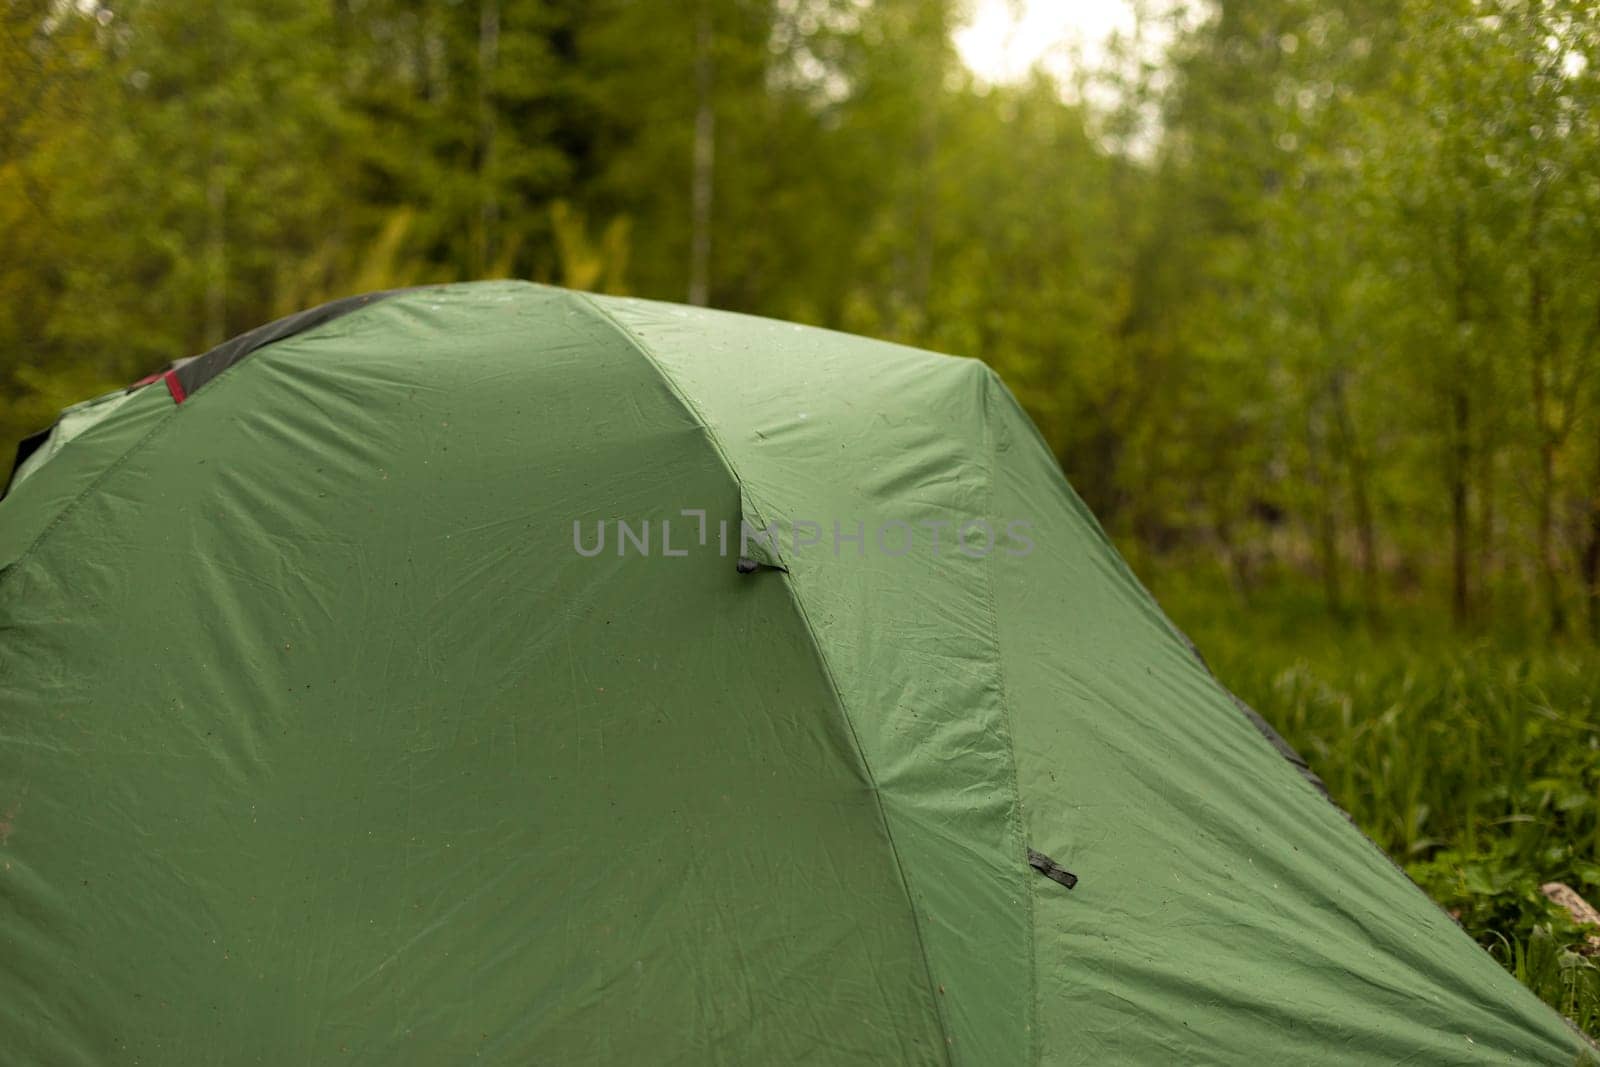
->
left=954, top=0, right=1138, bottom=82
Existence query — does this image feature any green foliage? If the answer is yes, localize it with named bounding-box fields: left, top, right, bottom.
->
left=1495, top=926, right=1600, bottom=1043
left=6, top=2, right=1598, bottom=631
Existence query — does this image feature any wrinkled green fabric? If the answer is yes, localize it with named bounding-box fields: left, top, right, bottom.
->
left=0, top=281, right=1584, bottom=1064
left=8, top=391, right=138, bottom=493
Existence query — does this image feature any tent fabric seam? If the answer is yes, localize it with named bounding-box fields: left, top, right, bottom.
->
left=0, top=402, right=186, bottom=584
left=975, top=366, right=1038, bottom=1065
left=570, top=290, right=958, bottom=1065
left=2, top=290, right=409, bottom=501
left=0, top=297, right=402, bottom=581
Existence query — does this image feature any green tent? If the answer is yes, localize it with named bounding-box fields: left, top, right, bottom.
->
left=0, top=281, right=1584, bottom=1063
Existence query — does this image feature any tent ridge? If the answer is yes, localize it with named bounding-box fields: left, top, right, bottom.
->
left=974, top=365, right=1040, bottom=1066
left=165, top=287, right=415, bottom=401
left=568, top=290, right=957, bottom=1064
left=755, top=537, right=958, bottom=1067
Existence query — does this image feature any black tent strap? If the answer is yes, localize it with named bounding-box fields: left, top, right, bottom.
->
left=168, top=288, right=413, bottom=399
left=1027, top=847, right=1078, bottom=890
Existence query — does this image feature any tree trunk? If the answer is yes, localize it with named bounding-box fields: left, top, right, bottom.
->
left=1448, top=211, right=1473, bottom=625
left=476, top=0, right=501, bottom=277
left=1529, top=189, right=1565, bottom=633
left=911, top=68, right=936, bottom=331
left=1449, top=385, right=1472, bottom=625
left=1477, top=435, right=1497, bottom=617
left=687, top=1, right=714, bottom=307
left=1583, top=292, right=1600, bottom=643
left=1307, top=404, right=1343, bottom=615
left=1584, top=420, right=1600, bottom=642
left=204, top=150, right=227, bottom=348
left=1330, top=367, right=1378, bottom=616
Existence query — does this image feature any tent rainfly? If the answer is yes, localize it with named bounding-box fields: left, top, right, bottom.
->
left=0, top=281, right=1587, bottom=1064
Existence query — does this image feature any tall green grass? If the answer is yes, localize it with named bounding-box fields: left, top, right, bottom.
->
left=1149, top=571, right=1600, bottom=1037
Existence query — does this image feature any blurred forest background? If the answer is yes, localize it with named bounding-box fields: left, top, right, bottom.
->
left=7, top=0, right=1600, bottom=1029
